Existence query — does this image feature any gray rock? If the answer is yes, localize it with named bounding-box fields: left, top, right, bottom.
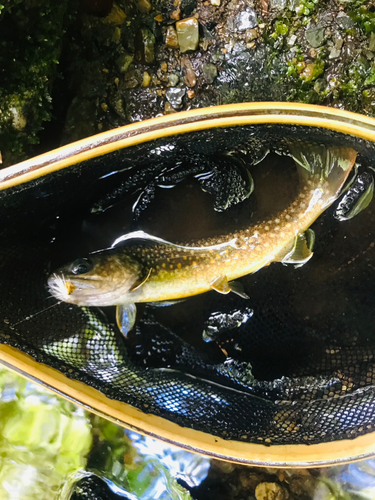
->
left=234, top=8, right=258, bottom=32
left=305, top=25, right=325, bottom=48
left=166, top=87, right=186, bottom=109
left=202, top=63, right=218, bottom=83
left=336, top=12, right=356, bottom=30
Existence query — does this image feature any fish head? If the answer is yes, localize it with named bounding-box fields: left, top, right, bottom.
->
left=48, top=250, right=144, bottom=306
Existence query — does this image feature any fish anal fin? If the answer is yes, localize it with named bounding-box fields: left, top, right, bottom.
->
left=211, top=275, right=231, bottom=294
left=116, top=303, right=137, bottom=337
left=228, top=280, right=250, bottom=299
left=281, top=230, right=315, bottom=268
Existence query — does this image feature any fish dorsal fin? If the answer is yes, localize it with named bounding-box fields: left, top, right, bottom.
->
left=211, top=275, right=249, bottom=298
left=112, top=230, right=176, bottom=248
left=116, top=303, right=137, bottom=337
left=287, top=142, right=357, bottom=204
left=281, top=229, right=315, bottom=268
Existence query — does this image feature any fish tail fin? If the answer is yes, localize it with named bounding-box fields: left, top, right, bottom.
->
left=288, top=142, right=358, bottom=204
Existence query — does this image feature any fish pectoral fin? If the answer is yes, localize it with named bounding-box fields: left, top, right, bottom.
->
left=281, top=229, right=315, bottom=268
left=147, top=298, right=186, bottom=307
left=211, top=275, right=249, bottom=299
left=211, top=275, right=231, bottom=294
left=116, top=303, right=137, bottom=337
left=228, top=280, right=250, bottom=299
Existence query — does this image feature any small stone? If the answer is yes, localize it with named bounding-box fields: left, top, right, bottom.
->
left=112, top=27, right=121, bottom=44
left=369, top=32, right=375, bottom=52
left=116, top=53, right=134, bottom=73
left=336, top=12, right=355, bottom=29
left=166, top=87, right=186, bottom=109
left=234, top=8, right=258, bottom=32
left=181, top=0, right=196, bottom=16
left=301, top=63, right=315, bottom=81
left=142, top=71, right=151, bottom=87
left=211, top=0, right=221, bottom=5
left=245, top=28, right=259, bottom=42
left=164, top=102, right=177, bottom=114
left=103, top=4, right=127, bottom=24
left=154, top=13, right=163, bottom=21
left=101, top=103, right=108, bottom=111
left=181, top=56, right=197, bottom=86
left=176, top=17, right=199, bottom=52
left=161, top=61, right=168, bottom=72
left=170, top=8, right=181, bottom=20
left=142, top=28, right=156, bottom=63
left=202, top=62, right=217, bottom=83
left=187, top=90, right=195, bottom=98
left=165, top=26, right=179, bottom=48
left=305, top=25, right=325, bottom=48
left=136, top=0, right=152, bottom=13
left=287, top=34, right=297, bottom=46
left=329, top=46, right=341, bottom=59
left=255, top=482, right=288, bottom=500
left=168, top=73, right=180, bottom=86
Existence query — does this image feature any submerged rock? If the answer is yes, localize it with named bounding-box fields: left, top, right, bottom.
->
left=176, top=17, right=199, bottom=52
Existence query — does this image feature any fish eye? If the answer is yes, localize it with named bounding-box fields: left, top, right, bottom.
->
left=71, top=258, right=92, bottom=275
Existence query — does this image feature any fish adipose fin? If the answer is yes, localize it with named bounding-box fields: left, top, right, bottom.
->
left=288, top=142, right=358, bottom=205
left=210, top=276, right=249, bottom=299
left=282, top=229, right=315, bottom=268
left=116, top=303, right=137, bottom=337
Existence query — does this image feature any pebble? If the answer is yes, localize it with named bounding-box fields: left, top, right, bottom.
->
left=142, top=28, right=156, bottom=63
left=211, top=0, right=221, bottom=5
left=181, top=56, right=197, bottom=86
left=305, top=25, right=325, bottom=48
left=116, top=53, right=134, bottom=73
left=168, top=73, right=180, bottom=86
left=255, top=482, right=288, bottom=500
left=164, top=102, right=177, bottom=114
left=166, top=87, right=186, bottom=109
left=245, top=28, right=259, bottom=42
left=234, top=8, right=258, bottom=32
left=161, top=61, right=168, bottom=72
left=142, top=71, right=151, bottom=87
left=336, top=12, right=356, bottom=29
left=202, top=62, right=217, bottom=83
left=136, top=0, right=152, bottom=13
left=176, top=17, right=200, bottom=52
left=165, top=25, right=179, bottom=48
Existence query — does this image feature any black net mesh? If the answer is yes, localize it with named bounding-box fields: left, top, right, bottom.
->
left=1, top=124, right=375, bottom=447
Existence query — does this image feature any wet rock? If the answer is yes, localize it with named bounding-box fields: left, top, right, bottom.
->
left=176, top=17, right=199, bottom=52
left=336, top=12, right=355, bottom=30
left=166, top=87, right=186, bottom=109
left=234, top=8, right=258, bottom=32
left=181, top=56, right=197, bottom=86
left=255, top=482, right=289, bottom=500
left=142, top=71, right=151, bottom=87
left=116, top=53, right=134, bottom=73
left=181, top=0, right=196, bottom=17
left=245, top=28, right=259, bottom=43
left=211, top=0, right=221, bottom=5
left=142, top=28, right=156, bottom=63
left=305, top=25, right=325, bottom=48
left=165, top=25, right=179, bottom=48
left=168, top=73, right=180, bottom=86
left=136, top=0, right=152, bottom=13
left=202, top=63, right=218, bottom=83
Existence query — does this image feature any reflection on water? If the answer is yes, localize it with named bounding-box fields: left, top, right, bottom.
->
left=1, top=365, right=375, bottom=499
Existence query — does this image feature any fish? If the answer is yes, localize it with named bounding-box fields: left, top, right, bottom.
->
left=48, top=143, right=357, bottom=334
